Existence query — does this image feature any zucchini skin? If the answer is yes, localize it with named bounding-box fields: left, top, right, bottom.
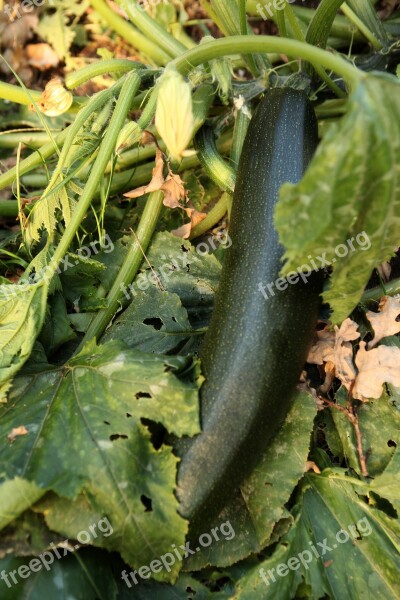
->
left=177, top=88, right=322, bottom=528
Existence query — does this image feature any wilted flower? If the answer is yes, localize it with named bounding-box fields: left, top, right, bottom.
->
left=31, top=78, right=73, bottom=116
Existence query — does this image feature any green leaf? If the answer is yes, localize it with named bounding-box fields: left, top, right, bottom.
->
left=276, top=73, right=400, bottom=322
left=183, top=389, right=318, bottom=571
left=0, top=548, right=117, bottom=600
left=144, top=232, right=222, bottom=317
left=0, top=281, right=48, bottom=401
left=27, top=177, right=77, bottom=244
left=330, top=387, right=400, bottom=477
left=0, top=479, right=45, bottom=532
left=102, top=286, right=196, bottom=354
left=234, top=471, right=400, bottom=599
left=59, top=252, right=106, bottom=311
left=38, top=292, right=76, bottom=355
left=0, top=340, right=201, bottom=578
left=36, top=11, right=76, bottom=61
left=369, top=447, right=400, bottom=513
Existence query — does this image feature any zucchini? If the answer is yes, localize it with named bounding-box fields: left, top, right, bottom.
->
left=177, top=88, right=323, bottom=528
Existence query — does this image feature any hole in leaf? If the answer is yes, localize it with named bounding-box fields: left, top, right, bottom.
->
left=103, top=421, right=110, bottom=425
left=109, top=433, right=128, bottom=441
left=171, top=316, right=177, bottom=323
left=181, top=244, right=189, bottom=253
left=388, top=440, right=397, bottom=447
left=140, top=494, right=152, bottom=512
left=126, top=413, right=132, bottom=418
left=135, top=391, right=151, bottom=399
left=141, top=418, right=168, bottom=450
left=143, top=317, right=163, bottom=330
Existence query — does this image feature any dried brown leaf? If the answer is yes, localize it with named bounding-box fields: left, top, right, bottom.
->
left=353, top=341, right=400, bottom=401
left=366, top=295, right=400, bottom=348
left=307, top=323, right=335, bottom=365
left=307, top=319, right=359, bottom=392
left=161, top=172, right=186, bottom=209
left=172, top=222, right=192, bottom=239
left=123, top=148, right=165, bottom=199
left=333, top=319, right=360, bottom=390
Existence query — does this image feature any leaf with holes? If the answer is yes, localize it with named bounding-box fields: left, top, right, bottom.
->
left=102, top=286, right=196, bottom=354
left=276, top=73, right=400, bottom=322
left=0, top=340, right=201, bottom=579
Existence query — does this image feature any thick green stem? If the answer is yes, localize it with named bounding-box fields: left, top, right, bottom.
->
left=89, top=0, right=170, bottom=65
left=190, top=192, right=230, bottom=239
left=169, top=36, right=364, bottom=88
left=0, top=80, right=84, bottom=109
left=361, top=279, right=400, bottom=304
left=48, top=72, right=141, bottom=276
left=341, top=3, right=382, bottom=49
left=0, top=130, right=69, bottom=190
left=0, top=131, right=57, bottom=149
left=80, top=190, right=164, bottom=346
left=65, top=58, right=145, bottom=89
left=117, top=0, right=187, bottom=59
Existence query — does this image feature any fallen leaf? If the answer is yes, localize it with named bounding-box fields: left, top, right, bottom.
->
left=172, top=222, right=192, bottom=239
left=304, top=461, right=321, bottom=474
left=366, top=295, right=400, bottom=348
left=307, top=319, right=359, bottom=391
left=333, top=319, right=360, bottom=390
left=162, top=172, right=186, bottom=209
left=7, top=425, right=28, bottom=443
left=123, top=148, right=165, bottom=199
left=26, top=43, right=59, bottom=70
left=308, top=323, right=335, bottom=365
left=353, top=341, right=400, bottom=400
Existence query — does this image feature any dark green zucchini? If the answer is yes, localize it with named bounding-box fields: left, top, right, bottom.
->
left=177, top=88, right=323, bottom=528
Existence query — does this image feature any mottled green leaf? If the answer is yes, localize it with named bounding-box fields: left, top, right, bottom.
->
left=0, top=548, right=117, bottom=600
left=0, top=282, right=48, bottom=401
left=234, top=471, right=400, bottom=599
left=330, top=386, right=400, bottom=477
left=0, top=340, right=201, bottom=578
left=183, top=390, right=318, bottom=571
left=102, top=287, right=196, bottom=354
left=0, top=478, right=45, bottom=531
left=276, top=73, right=400, bottom=322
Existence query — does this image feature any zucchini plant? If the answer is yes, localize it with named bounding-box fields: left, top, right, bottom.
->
left=0, top=0, right=400, bottom=598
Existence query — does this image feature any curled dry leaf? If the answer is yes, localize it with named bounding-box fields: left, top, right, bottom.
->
left=308, top=319, right=359, bottom=392
left=366, top=295, right=400, bottom=348
left=7, top=425, right=28, bottom=443
left=123, top=148, right=165, bottom=199
left=162, top=172, right=186, bottom=209
left=353, top=341, right=400, bottom=401
left=124, top=149, right=205, bottom=238
left=333, top=319, right=360, bottom=390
